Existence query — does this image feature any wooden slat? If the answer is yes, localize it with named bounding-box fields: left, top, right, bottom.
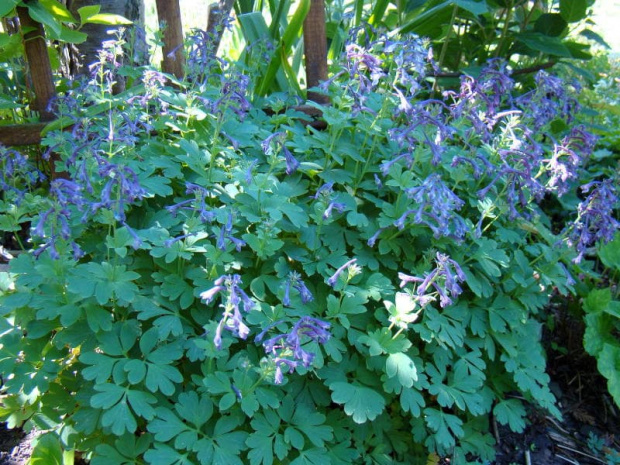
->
left=0, top=123, right=48, bottom=146
left=302, top=0, right=329, bottom=104
left=155, top=0, right=185, bottom=79
left=16, top=6, right=56, bottom=121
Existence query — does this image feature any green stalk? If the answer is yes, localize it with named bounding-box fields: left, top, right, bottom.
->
left=494, top=0, right=514, bottom=58
left=437, top=4, right=459, bottom=71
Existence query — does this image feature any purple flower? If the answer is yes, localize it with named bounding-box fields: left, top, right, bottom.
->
left=380, top=152, right=414, bottom=176
left=201, top=275, right=255, bottom=349
left=367, top=228, right=384, bottom=247
left=323, top=201, right=346, bottom=219
left=213, top=74, right=251, bottom=117
left=217, top=212, right=246, bottom=252
left=543, top=126, right=596, bottom=196
left=282, top=271, right=314, bottom=306
left=517, top=70, right=580, bottom=127
left=398, top=272, right=423, bottom=288
left=0, top=146, right=45, bottom=203
left=327, top=258, right=358, bottom=287
left=311, top=181, right=334, bottom=199
left=231, top=384, right=243, bottom=400
left=200, top=276, right=226, bottom=303
left=30, top=179, right=90, bottom=260
left=256, top=316, right=331, bottom=384
left=401, top=253, right=466, bottom=308
left=282, top=147, right=299, bottom=175
left=262, top=132, right=299, bottom=175
left=396, top=173, right=467, bottom=240
left=274, top=358, right=297, bottom=384
left=166, top=183, right=217, bottom=223
left=245, top=159, right=258, bottom=185
left=89, top=163, right=146, bottom=222
left=565, top=180, right=620, bottom=263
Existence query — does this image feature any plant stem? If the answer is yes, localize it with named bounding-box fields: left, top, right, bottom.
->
left=494, top=0, right=514, bottom=58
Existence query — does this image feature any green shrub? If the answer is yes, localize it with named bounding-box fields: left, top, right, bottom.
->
left=0, top=30, right=617, bottom=464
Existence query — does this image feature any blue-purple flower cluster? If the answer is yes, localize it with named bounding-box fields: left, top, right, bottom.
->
left=32, top=179, right=85, bottom=260
left=261, top=132, right=299, bottom=175
left=544, top=126, right=597, bottom=196
left=200, top=274, right=255, bottom=349
left=399, top=252, right=467, bottom=308
left=0, top=145, right=45, bottom=203
left=323, top=30, right=432, bottom=114
left=166, top=182, right=217, bottom=223
left=517, top=70, right=580, bottom=128
left=217, top=211, right=246, bottom=252
left=255, top=316, right=331, bottom=384
left=565, top=180, right=620, bottom=263
left=282, top=271, right=314, bottom=306
left=395, top=173, right=468, bottom=240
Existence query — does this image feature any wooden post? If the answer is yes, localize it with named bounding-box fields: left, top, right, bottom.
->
left=155, top=0, right=185, bottom=79
left=16, top=6, right=56, bottom=121
left=303, top=0, right=329, bottom=104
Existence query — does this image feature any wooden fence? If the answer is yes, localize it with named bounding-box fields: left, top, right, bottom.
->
left=0, top=0, right=328, bottom=148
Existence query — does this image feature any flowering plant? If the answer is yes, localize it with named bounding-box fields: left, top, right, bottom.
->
left=0, top=28, right=617, bottom=464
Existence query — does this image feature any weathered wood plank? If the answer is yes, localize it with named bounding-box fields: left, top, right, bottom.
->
left=16, top=6, right=56, bottom=121
left=0, top=123, right=48, bottom=146
left=302, top=0, right=329, bottom=104
left=155, top=0, right=185, bottom=79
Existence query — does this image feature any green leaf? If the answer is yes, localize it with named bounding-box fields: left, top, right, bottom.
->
left=361, top=273, right=394, bottom=301
left=124, top=359, right=147, bottom=384
left=560, top=0, right=588, bottom=22
left=145, top=363, right=183, bottom=396
left=516, top=33, right=571, bottom=57
left=386, top=353, right=418, bottom=388
left=101, top=399, right=137, bottom=435
left=424, top=408, right=464, bottom=450
left=29, top=433, right=64, bottom=465
left=292, top=407, right=333, bottom=448
left=148, top=408, right=189, bottom=442
left=246, top=433, right=275, bottom=465
left=598, top=233, right=620, bottom=271
left=175, top=391, right=213, bottom=428
left=47, top=24, right=87, bottom=43
left=77, top=5, right=100, bottom=23
left=0, top=0, right=19, bottom=17
left=27, top=1, right=62, bottom=34
left=493, top=398, right=526, bottom=432
left=534, top=13, right=567, bottom=37
left=580, top=29, right=611, bottom=48
left=455, top=0, right=488, bottom=15
left=584, top=288, right=612, bottom=315
left=39, top=0, right=76, bottom=22
left=255, top=0, right=310, bottom=95
left=359, top=328, right=412, bottom=356
left=398, top=1, right=452, bottom=35
left=330, top=382, right=386, bottom=423
left=91, top=383, right=125, bottom=409
left=144, top=443, right=190, bottom=465
left=141, top=176, right=173, bottom=197
left=400, top=388, right=425, bottom=416
left=160, top=274, right=195, bottom=309
left=597, top=343, right=620, bottom=407
left=83, top=13, right=133, bottom=25
left=126, top=389, right=157, bottom=420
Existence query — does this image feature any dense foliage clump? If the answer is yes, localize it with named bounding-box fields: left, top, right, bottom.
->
left=0, top=27, right=618, bottom=464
